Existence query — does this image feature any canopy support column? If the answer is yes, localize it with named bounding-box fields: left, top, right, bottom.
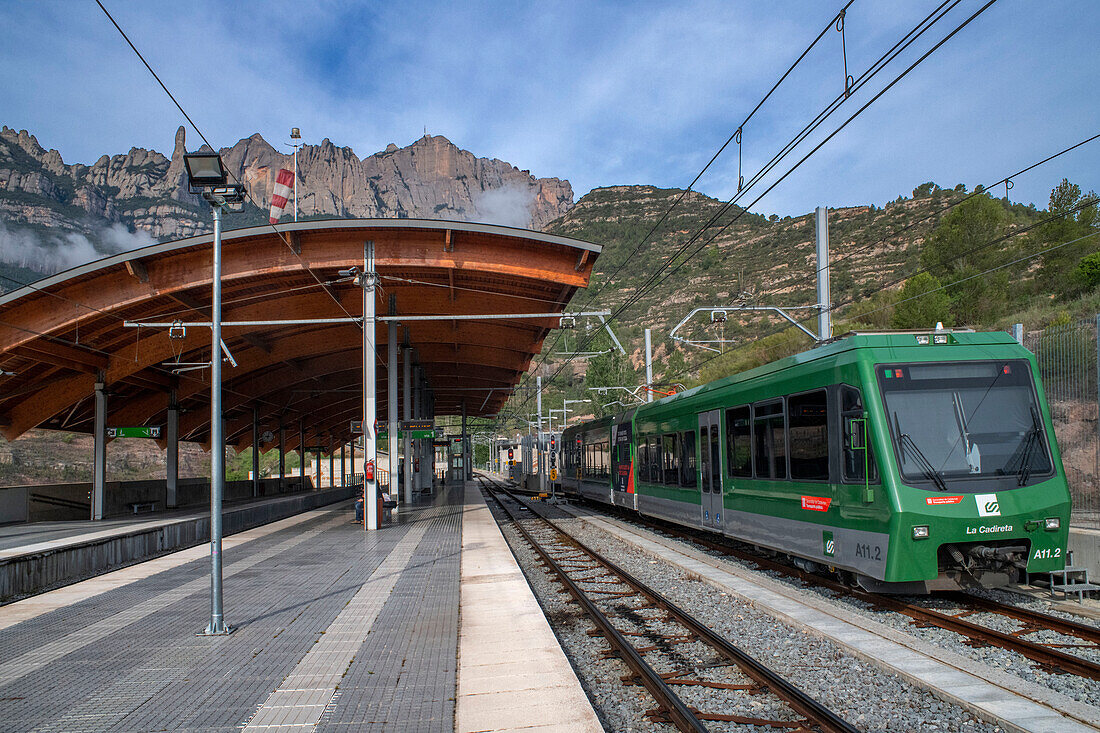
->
left=167, top=391, right=179, bottom=508
left=403, top=341, right=413, bottom=505
left=251, top=408, right=259, bottom=497
left=92, top=377, right=106, bottom=521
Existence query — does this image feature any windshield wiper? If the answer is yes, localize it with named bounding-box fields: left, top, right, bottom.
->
left=1011, top=407, right=1043, bottom=486
left=894, top=412, right=948, bottom=491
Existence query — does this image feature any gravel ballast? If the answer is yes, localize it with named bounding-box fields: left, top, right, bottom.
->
left=487, top=490, right=1004, bottom=733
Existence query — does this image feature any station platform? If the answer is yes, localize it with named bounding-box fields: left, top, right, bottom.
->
left=0, top=481, right=599, bottom=732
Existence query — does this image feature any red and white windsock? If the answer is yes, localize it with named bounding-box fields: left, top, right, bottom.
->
left=269, top=168, right=295, bottom=224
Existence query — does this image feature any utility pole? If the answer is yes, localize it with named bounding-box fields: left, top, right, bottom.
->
left=644, top=328, right=653, bottom=403
left=290, top=128, right=302, bottom=222
left=536, top=376, right=545, bottom=492
left=815, top=206, right=831, bottom=342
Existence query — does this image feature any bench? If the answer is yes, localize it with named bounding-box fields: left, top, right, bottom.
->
left=128, top=501, right=157, bottom=515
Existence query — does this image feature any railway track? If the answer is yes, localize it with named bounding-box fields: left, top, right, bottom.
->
left=608, top=507, right=1100, bottom=680
left=477, top=475, right=858, bottom=733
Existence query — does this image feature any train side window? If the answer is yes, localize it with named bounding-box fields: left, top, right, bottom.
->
left=680, top=430, right=697, bottom=488
left=725, top=406, right=752, bottom=477
left=699, top=427, right=710, bottom=492
left=789, top=390, right=829, bottom=481
left=663, top=434, right=679, bottom=485
left=753, top=400, right=787, bottom=479
left=601, top=441, right=611, bottom=479
left=841, top=386, right=878, bottom=483
left=649, top=436, right=660, bottom=483
left=637, top=440, right=648, bottom=481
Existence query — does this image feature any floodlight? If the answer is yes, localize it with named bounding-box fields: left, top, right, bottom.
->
left=183, top=152, right=228, bottom=191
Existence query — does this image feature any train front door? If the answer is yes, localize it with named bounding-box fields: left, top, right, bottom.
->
left=698, top=410, right=722, bottom=528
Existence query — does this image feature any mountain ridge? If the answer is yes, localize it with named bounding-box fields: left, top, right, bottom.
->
left=0, top=125, right=574, bottom=248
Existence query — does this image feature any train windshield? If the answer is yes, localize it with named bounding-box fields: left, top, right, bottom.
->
left=878, top=360, right=1053, bottom=489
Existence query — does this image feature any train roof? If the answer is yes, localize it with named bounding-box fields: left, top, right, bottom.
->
left=646, top=330, right=1024, bottom=408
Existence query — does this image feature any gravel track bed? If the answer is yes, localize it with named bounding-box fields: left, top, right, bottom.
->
left=490, top=492, right=1002, bottom=732
left=601, top=508, right=1100, bottom=708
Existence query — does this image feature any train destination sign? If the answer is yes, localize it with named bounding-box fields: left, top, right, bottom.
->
left=107, top=426, right=161, bottom=439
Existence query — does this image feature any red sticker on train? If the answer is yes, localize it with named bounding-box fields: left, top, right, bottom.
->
left=926, top=496, right=963, bottom=505
left=800, top=496, right=831, bottom=512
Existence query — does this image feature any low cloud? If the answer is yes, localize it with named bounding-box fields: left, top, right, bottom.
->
left=0, top=221, right=156, bottom=276
left=472, top=184, right=536, bottom=229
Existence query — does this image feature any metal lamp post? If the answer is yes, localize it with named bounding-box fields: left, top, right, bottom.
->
left=184, top=152, right=244, bottom=636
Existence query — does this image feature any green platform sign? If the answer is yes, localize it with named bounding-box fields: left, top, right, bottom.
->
left=107, top=426, right=161, bottom=439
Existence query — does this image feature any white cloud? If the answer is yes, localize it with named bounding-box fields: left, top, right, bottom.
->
left=471, top=185, right=537, bottom=229
left=0, top=221, right=154, bottom=276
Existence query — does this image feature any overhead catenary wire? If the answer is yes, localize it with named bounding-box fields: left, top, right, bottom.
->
left=765, top=129, right=1100, bottom=298
left=518, top=0, right=861, bottom=397
left=521, top=0, right=995, bottom=407
left=662, top=195, right=1100, bottom=383
left=525, top=0, right=973, bottom=404
left=593, top=0, right=984, bottom=335
left=94, top=0, right=360, bottom=328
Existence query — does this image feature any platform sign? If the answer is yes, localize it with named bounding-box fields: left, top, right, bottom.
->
left=107, top=426, right=161, bottom=439
left=380, top=428, right=437, bottom=441
left=350, top=420, right=365, bottom=434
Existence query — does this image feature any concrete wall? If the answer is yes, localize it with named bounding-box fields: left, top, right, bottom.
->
left=3, top=477, right=317, bottom=522
left=0, top=487, right=28, bottom=524
left=0, top=485, right=353, bottom=603
left=1069, top=526, right=1100, bottom=578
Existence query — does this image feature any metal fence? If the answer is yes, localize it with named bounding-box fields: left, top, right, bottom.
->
left=1023, top=317, right=1100, bottom=527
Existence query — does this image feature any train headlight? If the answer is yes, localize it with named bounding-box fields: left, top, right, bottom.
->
left=933, top=334, right=949, bottom=344
left=912, top=525, right=930, bottom=540
left=1044, top=517, right=1061, bottom=531
left=915, top=335, right=930, bottom=345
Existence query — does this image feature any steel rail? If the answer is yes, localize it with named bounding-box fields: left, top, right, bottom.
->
left=479, top=479, right=706, bottom=732
left=480, top=475, right=858, bottom=732
left=938, top=591, right=1100, bottom=646
left=623, top=511, right=1100, bottom=680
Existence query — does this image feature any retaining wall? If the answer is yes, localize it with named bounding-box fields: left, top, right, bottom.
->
left=1, top=477, right=315, bottom=523
left=0, top=485, right=353, bottom=603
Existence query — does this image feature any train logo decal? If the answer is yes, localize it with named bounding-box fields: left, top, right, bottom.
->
left=822, top=531, right=835, bottom=557
left=926, top=496, right=963, bottom=506
left=975, top=493, right=1001, bottom=517
left=800, top=495, right=831, bottom=512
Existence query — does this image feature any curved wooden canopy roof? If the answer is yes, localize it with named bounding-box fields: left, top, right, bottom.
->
left=0, top=219, right=600, bottom=454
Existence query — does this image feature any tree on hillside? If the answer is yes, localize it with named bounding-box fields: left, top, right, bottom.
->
left=890, top=272, right=953, bottom=329
left=919, top=193, right=1011, bottom=325
left=1032, top=178, right=1100, bottom=293
left=585, top=345, right=637, bottom=417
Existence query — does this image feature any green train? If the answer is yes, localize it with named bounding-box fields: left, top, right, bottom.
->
left=559, top=330, right=1070, bottom=593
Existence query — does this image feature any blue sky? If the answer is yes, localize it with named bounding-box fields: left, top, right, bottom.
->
left=1, top=1, right=1098, bottom=217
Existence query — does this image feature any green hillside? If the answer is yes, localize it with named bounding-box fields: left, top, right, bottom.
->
left=524, top=179, right=1099, bottom=418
